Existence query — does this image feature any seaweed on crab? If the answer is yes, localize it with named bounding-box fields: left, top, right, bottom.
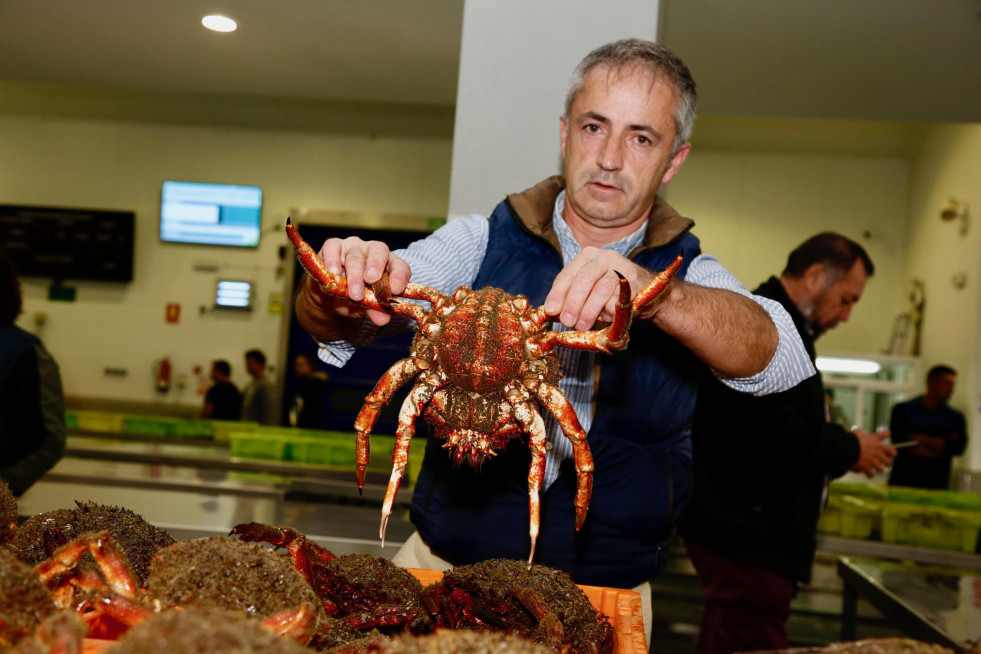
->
left=0, top=547, right=60, bottom=649
left=232, top=522, right=431, bottom=635
left=9, top=501, right=175, bottom=586
left=0, top=480, right=17, bottom=545
left=423, top=558, right=615, bottom=654
left=324, top=629, right=555, bottom=654
left=35, top=531, right=321, bottom=644
left=104, top=608, right=314, bottom=654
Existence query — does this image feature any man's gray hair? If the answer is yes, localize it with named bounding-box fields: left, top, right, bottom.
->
left=565, top=39, right=698, bottom=155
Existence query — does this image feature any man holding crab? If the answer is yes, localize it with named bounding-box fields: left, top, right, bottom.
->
left=293, top=38, right=815, bottom=639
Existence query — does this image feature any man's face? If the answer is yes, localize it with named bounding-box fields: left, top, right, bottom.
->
left=928, top=373, right=956, bottom=403
left=559, top=64, right=690, bottom=235
left=803, top=261, right=868, bottom=337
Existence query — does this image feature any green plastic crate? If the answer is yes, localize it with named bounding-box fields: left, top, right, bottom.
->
left=122, top=415, right=176, bottom=437
left=882, top=503, right=981, bottom=552
left=172, top=419, right=214, bottom=439
left=73, top=410, right=124, bottom=433
left=229, top=431, right=287, bottom=461
left=212, top=420, right=257, bottom=443
left=829, top=480, right=889, bottom=500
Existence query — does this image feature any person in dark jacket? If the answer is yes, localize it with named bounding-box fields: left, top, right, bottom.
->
left=0, top=248, right=66, bottom=496
left=292, top=39, right=815, bottom=641
left=680, top=233, right=898, bottom=654
left=888, top=364, right=967, bottom=490
left=200, top=359, right=242, bottom=421
left=290, top=353, right=328, bottom=429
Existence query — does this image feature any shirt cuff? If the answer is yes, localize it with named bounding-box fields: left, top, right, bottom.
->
left=715, top=296, right=816, bottom=396
left=316, top=317, right=411, bottom=368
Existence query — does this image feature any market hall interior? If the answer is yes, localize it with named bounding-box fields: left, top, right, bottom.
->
left=1, top=1, right=980, bottom=652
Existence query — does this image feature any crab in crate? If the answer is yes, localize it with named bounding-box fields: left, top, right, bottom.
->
left=232, top=522, right=431, bottom=635
left=33, top=531, right=320, bottom=644
left=288, top=219, right=682, bottom=562
left=423, top=558, right=615, bottom=654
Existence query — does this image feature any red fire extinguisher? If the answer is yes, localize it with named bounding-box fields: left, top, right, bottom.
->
left=153, top=357, right=172, bottom=393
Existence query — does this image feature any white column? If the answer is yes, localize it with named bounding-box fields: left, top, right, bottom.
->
left=448, top=0, right=663, bottom=219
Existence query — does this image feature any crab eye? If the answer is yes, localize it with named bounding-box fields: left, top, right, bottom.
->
left=511, top=296, right=529, bottom=312
left=453, top=288, right=469, bottom=302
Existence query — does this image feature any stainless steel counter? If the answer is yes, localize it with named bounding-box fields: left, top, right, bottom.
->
left=18, top=432, right=417, bottom=558
left=838, top=556, right=981, bottom=647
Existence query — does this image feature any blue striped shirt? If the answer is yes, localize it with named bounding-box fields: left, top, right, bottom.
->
left=319, top=192, right=815, bottom=487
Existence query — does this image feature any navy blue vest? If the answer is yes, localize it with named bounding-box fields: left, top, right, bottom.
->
left=410, top=192, right=703, bottom=588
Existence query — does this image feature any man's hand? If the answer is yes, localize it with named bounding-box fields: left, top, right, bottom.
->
left=293, top=236, right=412, bottom=342
left=906, top=433, right=946, bottom=458
left=850, top=428, right=897, bottom=477
left=543, top=247, right=653, bottom=329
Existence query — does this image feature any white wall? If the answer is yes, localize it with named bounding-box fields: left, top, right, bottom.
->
left=1, top=115, right=451, bottom=407
left=667, top=150, right=909, bottom=355
left=907, top=124, right=981, bottom=472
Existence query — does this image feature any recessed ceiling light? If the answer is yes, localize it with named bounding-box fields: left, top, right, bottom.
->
left=202, top=15, right=237, bottom=32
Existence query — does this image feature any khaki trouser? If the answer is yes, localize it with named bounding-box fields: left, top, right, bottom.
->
left=391, top=531, right=653, bottom=646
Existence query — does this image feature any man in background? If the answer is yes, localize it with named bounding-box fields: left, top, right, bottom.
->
left=241, top=349, right=277, bottom=425
left=199, top=359, right=242, bottom=421
left=0, top=248, right=66, bottom=496
left=681, top=232, right=897, bottom=654
left=888, top=364, right=967, bottom=490
left=290, top=353, right=328, bottom=429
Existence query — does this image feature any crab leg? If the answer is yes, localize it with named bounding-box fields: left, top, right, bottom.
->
left=36, top=531, right=139, bottom=599
left=528, top=274, right=632, bottom=354
left=286, top=218, right=445, bottom=323
left=535, top=383, right=594, bottom=531
left=504, top=381, right=549, bottom=564
left=379, top=372, right=442, bottom=545
left=632, top=254, right=684, bottom=311
left=354, top=356, right=426, bottom=489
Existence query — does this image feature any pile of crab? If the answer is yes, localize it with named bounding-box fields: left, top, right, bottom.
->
left=0, top=484, right=615, bottom=653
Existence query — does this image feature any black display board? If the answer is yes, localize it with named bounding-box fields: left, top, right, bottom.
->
left=0, top=204, right=135, bottom=282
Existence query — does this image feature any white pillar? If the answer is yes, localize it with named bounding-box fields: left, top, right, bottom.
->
left=448, top=0, right=663, bottom=219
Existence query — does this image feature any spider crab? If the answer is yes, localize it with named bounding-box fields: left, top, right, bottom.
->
left=33, top=531, right=319, bottom=644
left=287, top=218, right=682, bottom=561
left=232, top=522, right=431, bottom=634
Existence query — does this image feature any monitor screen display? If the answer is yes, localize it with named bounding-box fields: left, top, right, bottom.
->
left=160, top=181, right=262, bottom=247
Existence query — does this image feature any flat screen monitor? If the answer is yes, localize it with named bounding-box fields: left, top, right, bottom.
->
left=160, top=181, right=262, bottom=247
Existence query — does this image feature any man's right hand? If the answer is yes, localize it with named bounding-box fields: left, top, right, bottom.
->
left=293, top=236, right=412, bottom=342
left=850, top=428, right=897, bottom=478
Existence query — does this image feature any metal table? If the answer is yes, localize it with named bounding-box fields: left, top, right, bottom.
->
left=837, top=555, right=981, bottom=648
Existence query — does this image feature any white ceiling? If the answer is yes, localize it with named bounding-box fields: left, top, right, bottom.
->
left=0, top=0, right=979, bottom=125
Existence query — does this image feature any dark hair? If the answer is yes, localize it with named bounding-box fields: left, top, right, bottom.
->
left=782, top=233, right=875, bottom=283
left=245, top=349, right=266, bottom=365
left=927, top=364, right=956, bottom=381
left=0, top=248, right=23, bottom=323
left=213, top=360, right=232, bottom=376
left=565, top=38, right=698, bottom=155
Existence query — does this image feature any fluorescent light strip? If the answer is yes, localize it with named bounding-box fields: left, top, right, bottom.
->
left=815, top=356, right=881, bottom=375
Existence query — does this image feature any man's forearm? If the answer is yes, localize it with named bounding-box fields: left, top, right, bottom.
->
left=651, top=279, right=778, bottom=378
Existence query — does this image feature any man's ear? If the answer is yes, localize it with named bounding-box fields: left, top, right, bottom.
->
left=559, top=114, right=569, bottom=161
left=802, top=263, right=828, bottom=293
left=661, top=142, right=691, bottom=186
